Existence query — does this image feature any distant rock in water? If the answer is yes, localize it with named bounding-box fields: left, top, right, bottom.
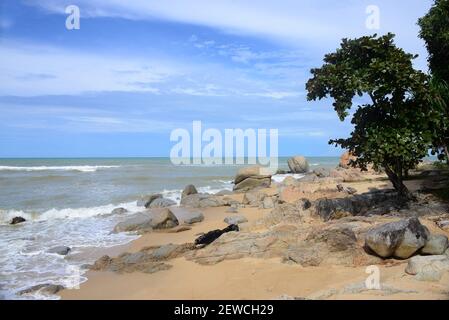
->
left=47, top=246, right=71, bottom=255
left=287, top=156, right=309, bottom=173
left=233, top=166, right=271, bottom=192
left=111, top=207, right=128, bottom=215
left=10, top=217, right=26, bottom=225
left=182, top=184, right=198, bottom=199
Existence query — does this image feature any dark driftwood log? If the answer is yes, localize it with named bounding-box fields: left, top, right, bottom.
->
left=194, top=224, right=239, bottom=246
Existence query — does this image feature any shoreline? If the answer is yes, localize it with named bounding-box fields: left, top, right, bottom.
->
left=59, top=163, right=449, bottom=300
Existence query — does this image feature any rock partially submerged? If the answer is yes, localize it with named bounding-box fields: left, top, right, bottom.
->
left=111, top=207, right=128, bottom=215
left=233, top=166, right=271, bottom=192
left=18, top=283, right=64, bottom=296
left=365, top=217, right=430, bottom=259
left=10, top=216, right=26, bottom=225
left=47, top=246, right=71, bottom=255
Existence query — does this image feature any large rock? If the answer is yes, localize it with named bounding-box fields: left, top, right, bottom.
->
left=183, top=211, right=204, bottom=224
left=182, top=184, right=198, bottom=199
left=233, top=166, right=272, bottom=192
left=180, top=193, right=229, bottom=208
left=339, top=151, right=357, bottom=169
left=224, top=215, right=248, bottom=225
left=365, top=217, right=430, bottom=259
left=113, top=209, right=179, bottom=232
left=113, top=213, right=153, bottom=232
left=287, top=156, right=309, bottom=173
left=150, top=208, right=179, bottom=229
left=405, top=255, right=449, bottom=281
left=421, top=234, right=449, bottom=255
left=137, top=194, right=162, bottom=208
left=313, top=190, right=401, bottom=221
left=147, top=198, right=177, bottom=208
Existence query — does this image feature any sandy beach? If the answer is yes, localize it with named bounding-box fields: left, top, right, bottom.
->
left=60, top=164, right=449, bottom=300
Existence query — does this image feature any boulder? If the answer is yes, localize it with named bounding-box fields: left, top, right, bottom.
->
left=365, top=217, right=430, bottom=259
left=243, top=190, right=266, bottom=207
left=111, top=207, right=128, bottom=215
left=233, top=166, right=272, bottom=192
left=148, top=198, right=177, bottom=208
left=150, top=208, right=179, bottom=229
left=181, top=194, right=226, bottom=208
left=137, top=194, right=162, bottom=207
left=287, top=156, right=309, bottom=173
left=313, top=168, right=330, bottom=178
left=261, top=196, right=276, bottom=209
left=224, top=215, right=248, bottom=225
left=421, top=234, right=449, bottom=255
left=234, top=177, right=271, bottom=192
left=183, top=212, right=204, bottom=224
left=113, top=213, right=153, bottom=233
left=282, top=176, right=300, bottom=187
left=10, top=216, right=26, bottom=225
left=182, top=184, right=198, bottom=199
left=47, top=246, right=71, bottom=255
left=339, top=151, right=357, bottom=169
left=215, top=190, right=233, bottom=196
left=405, top=255, right=449, bottom=281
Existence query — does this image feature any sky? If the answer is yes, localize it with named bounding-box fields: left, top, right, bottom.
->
left=0, top=0, right=434, bottom=157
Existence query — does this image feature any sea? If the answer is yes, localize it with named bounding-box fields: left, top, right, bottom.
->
left=0, top=157, right=339, bottom=299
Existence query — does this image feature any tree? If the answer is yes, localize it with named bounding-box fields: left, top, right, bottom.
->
left=418, top=0, right=449, bottom=163
left=306, top=33, right=432, bottom=198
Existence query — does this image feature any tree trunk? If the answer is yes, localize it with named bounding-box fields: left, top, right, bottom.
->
left=384, top=165, right=411, bottom=199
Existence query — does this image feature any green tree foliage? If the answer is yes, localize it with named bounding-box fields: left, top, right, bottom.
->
left=306, top=34, right=432, bottom=198
left=418, top=0, right=449, bottom=163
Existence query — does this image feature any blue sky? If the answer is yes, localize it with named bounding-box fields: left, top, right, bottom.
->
left=0, top=0, right=434, bottom=157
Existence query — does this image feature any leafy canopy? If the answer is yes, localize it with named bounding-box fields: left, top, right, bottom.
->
left=306, top=33, right=432, bottom=195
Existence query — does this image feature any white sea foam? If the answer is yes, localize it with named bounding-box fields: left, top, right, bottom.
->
left=0, top=165, right=120, bottom=172
left=271, top=173, right=305, bottom=183
left=0, top=201, right=140, bottom=225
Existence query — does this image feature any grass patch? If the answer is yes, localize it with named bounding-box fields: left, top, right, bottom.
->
left=429, top=187, right=449, bottom=202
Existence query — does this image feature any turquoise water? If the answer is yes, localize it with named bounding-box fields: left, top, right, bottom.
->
left=0, top=156, right=339, bottom=299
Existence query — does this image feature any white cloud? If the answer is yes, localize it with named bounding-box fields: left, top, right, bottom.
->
left=0, top=40, right=178, bottom=96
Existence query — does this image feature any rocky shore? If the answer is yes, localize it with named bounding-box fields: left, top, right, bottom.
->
left=51, top=155, right=449, bottom=300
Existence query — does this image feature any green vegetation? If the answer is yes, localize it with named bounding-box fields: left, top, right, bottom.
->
left=306, top=0, right=449, bottom=199
left=306, top=33, right=431, bottom=198
left=418, top=0, right=449, bottom=163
